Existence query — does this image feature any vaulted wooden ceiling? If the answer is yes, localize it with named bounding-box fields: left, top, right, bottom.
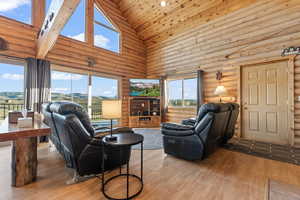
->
left=113, top=0, right=259, bottom=43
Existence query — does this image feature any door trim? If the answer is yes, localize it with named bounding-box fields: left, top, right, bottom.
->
left=236, top=55, right=296, bottom=145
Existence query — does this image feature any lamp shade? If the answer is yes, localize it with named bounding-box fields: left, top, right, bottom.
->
left=214, top=85, right=227, bottom=96
left=102, top=100, right=122, bottom=119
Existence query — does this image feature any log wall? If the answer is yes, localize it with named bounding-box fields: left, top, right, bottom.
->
left=0, top=0, right=146, bottom=127
left=146, top=0, right=300, bottom=145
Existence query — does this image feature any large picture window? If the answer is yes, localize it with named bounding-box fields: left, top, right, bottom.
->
left=167, top=78, right=197, bottom=107
left=51, top=71, right=88, bottom=106
left=51, top=69, right=119, bottom=123
left=91, top=75, right=118, bottom=122
left=0, top=63, right=24, bottom=120
left=0, top=0, right=32, bottom=24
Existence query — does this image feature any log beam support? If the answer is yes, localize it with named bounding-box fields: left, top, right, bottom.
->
left=11, top=137, right=38, bottom=187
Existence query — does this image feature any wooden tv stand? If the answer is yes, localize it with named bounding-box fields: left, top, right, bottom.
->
left=128, top=97, right=161, bottom=128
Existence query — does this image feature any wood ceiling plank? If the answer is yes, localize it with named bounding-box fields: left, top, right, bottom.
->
left=137, top=0, right=223, bottom=38
left=117, top=0, right=260, bottom=42
left=145, top=0, right=259, bottom=45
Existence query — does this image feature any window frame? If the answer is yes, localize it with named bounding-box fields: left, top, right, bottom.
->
left=93, top=3, right=121, bottom=54
left=167, top=76, right=197, bottom=108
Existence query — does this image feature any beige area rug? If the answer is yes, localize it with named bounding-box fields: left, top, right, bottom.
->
left=267, top=179, right=300, bottom=200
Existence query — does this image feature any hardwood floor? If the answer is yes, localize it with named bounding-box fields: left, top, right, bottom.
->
left=1, top=144, right=300, bottom=200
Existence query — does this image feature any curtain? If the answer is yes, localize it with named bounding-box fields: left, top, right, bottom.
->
left=25, top=58, right=51, bottom=112
left=197, top=70, right=204, bottom=111
left=160, top=77, right=167, bottom=122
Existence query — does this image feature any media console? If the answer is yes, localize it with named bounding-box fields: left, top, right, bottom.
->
left=128, top=97, right=161, bottom=128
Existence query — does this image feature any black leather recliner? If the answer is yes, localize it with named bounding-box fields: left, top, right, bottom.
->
left=223, top=103, right=240, bottom=144
left=161, top=103, right=235, bottom=160
left=42, top=101, right=132, bottom=176
left=181, top=103, right=240, bottom=144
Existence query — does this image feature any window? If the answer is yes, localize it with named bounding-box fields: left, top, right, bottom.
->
left=46, top=0, right=86, bottom=42
left=91, top=76, right=118, bottom=122
left=183, top=78, right=197, bottom=106
left=167, top=78, right=197, bottom=107
left=51, top=71, right=88, bottom=107
left=94, top=4, right=120, bottom=53
left=168, top=80, right=182, bottom=107
left=0, top=0, right=32, bottom=24
left=0, top=63, right=24, bottom=119
left=51, top=70, right=119, bottom=123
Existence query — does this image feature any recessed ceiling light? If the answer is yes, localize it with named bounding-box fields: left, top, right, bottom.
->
left=160, top=1, right=167, bottom=7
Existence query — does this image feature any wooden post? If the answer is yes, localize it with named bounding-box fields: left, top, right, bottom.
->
left=11, top=137, right=38, bottom=187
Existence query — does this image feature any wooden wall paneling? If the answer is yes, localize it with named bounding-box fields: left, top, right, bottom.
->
left=147, top=0, right=300, bottom=146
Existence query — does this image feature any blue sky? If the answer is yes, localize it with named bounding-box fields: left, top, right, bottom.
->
left=0, top=0, right=119, bottom=52
left=0, top=63, right=24, bottom=92
left=46, top=0, right=119, bottom=52
left=0, top=0, right=31, bottom=24
left=168, top=79, right=197, bottom=100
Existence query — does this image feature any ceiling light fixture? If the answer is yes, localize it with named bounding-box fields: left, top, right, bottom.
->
left=160, top=1, right=167, bottom=7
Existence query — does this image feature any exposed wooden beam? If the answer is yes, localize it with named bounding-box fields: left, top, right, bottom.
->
left=32, top=0, right=45, bottom=29
left=86, top=0, right=94, bottom=46
left=36, top=0, right=81, bottom=59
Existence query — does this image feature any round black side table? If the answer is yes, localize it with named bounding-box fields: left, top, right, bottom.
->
left=101, top=133, right=144, bottom=200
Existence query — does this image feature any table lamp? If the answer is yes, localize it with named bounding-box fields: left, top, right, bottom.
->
left=102, top=100, right=122, bottom=141
left=214, top=85, right=227, bottom=102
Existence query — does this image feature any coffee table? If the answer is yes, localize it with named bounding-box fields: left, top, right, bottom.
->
left=101, top=133, right=144, bottom=200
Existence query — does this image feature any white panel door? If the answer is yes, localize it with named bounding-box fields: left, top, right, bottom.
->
left=242, top=61, right=288, bottom=144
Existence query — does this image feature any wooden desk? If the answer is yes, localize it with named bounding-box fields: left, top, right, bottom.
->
left=0, top=118, right=51, bottom=187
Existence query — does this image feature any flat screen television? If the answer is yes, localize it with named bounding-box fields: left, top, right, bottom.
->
left=129, top=79, right=160, bottom=97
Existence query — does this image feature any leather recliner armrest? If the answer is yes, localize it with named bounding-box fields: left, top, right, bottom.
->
left=88, top=137, right=102, bottom=146
left=182, top=118, right=196, bottom=126
left=162, top=129, right=194, bottom=137
left=161, top=123, right=194, bottom=130
left=195, top=113, right=214, bottom=134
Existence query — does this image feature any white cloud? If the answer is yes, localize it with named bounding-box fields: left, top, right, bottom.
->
left=0, top=0, right=30, bottom=12
left=52, top=72, right=83, bottom=80
left=1, top=73, right=23, bottom=80
left=68, top=33, right=110, bottom=49
left=68, top=33, right=85, bottom=42
left=94, top=34, right=110, bottom=48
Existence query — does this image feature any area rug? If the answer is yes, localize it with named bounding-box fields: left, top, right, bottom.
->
left=267, top=179, right=300, bottom=200
left=223, top=138, right=300, bottom=165
left=132, top=128, right=163, bottom=150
